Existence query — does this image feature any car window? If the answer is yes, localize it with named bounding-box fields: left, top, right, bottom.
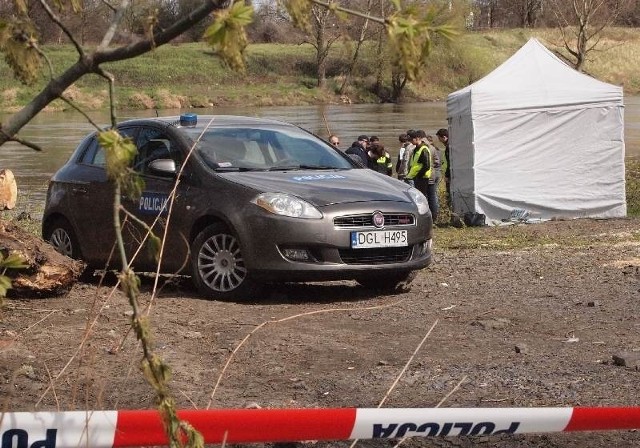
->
left=134, top=128, right=182, bottom=175
left=191, top=127, right=353, bottom=171
left=81, top=128, right=139, bottom=167
left=80, top=137, right=106, bottom=166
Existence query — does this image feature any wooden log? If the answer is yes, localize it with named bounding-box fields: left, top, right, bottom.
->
left=0, top=219, right=85, bottom=297
left=0, top=169, right=18, bottom=210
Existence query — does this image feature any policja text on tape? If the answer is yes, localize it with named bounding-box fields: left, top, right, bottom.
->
left=2, top=407, right=640, bottom=447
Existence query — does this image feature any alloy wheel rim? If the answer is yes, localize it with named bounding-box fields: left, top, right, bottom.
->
left=198, top=233, right=247, bottom=292
left=51, top=228, right=73, bottom=257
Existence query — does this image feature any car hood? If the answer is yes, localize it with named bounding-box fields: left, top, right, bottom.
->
left=218, top=169, right=411, bottom=206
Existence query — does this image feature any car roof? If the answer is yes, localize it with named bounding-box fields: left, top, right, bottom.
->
left=117, top=115, right=296, bottom=131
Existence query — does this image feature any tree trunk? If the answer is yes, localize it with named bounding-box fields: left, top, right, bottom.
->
left=315, top=16, right=327, bottom=88
left=0, top=220, right=85, bottom=297
left=0, top=170, right=18, bottom=210
left=339, top=0, right=374, bottom=95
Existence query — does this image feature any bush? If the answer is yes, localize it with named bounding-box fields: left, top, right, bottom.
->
left=626, top=158, right=640, bottom=216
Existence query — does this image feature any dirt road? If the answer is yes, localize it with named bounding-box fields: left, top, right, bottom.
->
left=1, top=218, right=640, bottom=447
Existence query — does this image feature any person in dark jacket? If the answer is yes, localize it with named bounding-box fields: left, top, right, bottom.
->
left=436, top=128, right=450, bottom=207
left=346, top=135, right=369, bottom=167
left=367, top=142, right=393, bottom=176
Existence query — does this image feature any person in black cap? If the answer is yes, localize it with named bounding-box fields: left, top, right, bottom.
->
left=346, top=135, right=369, bottom=166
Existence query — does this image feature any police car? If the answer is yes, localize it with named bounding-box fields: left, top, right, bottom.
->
left=42, top=114, right=433, bottom=300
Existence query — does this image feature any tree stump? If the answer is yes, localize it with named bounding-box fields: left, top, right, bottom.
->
left=0, top=169, right=18, bottom=210
left=0, top=219, right=85, bottom=297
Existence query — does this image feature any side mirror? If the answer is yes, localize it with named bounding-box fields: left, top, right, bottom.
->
left=148, top=158, right=177, bottom=176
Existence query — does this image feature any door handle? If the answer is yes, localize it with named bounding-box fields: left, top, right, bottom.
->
left=72, top=187, right=88, bottom=195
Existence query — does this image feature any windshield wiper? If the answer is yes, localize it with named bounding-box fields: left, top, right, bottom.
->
left=268, top=164, right=339, bottom=171
left=213, top=166, right=266, bottom=172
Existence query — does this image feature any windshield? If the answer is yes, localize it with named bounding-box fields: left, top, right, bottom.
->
left=184, top=126, right=355, bottom=171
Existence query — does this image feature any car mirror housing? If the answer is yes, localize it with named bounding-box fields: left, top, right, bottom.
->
left=148, top=159, right=177, bottom=176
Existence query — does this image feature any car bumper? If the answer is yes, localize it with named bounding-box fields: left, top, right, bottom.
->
left=236, top=201, right=433, bottom=282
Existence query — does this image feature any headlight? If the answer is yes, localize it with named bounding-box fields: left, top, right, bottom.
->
left=253, top=193, right=323, bottom=219
left=406, top=187, right=429, bottom=215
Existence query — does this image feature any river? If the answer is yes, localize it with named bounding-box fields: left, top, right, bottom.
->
left=2, top=99, right=640, bottom=212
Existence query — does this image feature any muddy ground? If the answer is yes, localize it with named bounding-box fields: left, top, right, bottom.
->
left=1, top=218, right=640, bottom=447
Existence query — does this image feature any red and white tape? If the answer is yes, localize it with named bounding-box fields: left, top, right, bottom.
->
left=1, top=407, right=639, bottom=447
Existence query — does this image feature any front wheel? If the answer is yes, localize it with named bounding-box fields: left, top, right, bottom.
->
left=190, top=224, right=256, bottom=300
left=356, top=271, right=417, bottom=292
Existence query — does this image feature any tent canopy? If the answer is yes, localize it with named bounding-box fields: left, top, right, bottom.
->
left=447, top=38, right=626, bottom=224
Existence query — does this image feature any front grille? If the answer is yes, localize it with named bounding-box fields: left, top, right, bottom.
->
left=338, top=246, right=413, bottom=265
left=334, top=213, right=415, bottom=228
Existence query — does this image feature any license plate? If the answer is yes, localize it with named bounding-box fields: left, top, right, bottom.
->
left=351, top=230, right=408, bottom=248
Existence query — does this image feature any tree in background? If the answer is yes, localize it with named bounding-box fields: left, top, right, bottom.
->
left=471, top=0, right=548, bottom=28
left=338, top=0, right=374, bottom=95
left=549, top=0, right=632, bottom=71
left=306, top=3, right=341, bottom=87
left=248, top=1, right=303, bottom=43
left=470, top=0, right=640, bottom=30
left=386, top=0, right=464, bottom=101
left=521, top=0, right=544, bottom=27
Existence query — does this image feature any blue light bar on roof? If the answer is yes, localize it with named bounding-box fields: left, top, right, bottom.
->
left=180, top=113, right=197, bottom=127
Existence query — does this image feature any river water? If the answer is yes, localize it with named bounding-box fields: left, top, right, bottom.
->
left=2, top=99, right=640, bottom=211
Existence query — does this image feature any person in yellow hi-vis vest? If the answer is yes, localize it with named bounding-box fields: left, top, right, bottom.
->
left=406, top=129, right=438, bottom=221
left=367, top=142, right=393, bottom=176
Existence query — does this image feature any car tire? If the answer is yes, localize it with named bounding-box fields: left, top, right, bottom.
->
left=190, top=223, right=256, bottom=300
left=45, top=217, right=82, bottom=259
left=356, top=271, right=417, bottom=292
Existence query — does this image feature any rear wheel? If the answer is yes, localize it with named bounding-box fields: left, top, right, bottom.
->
left=356, top=271, right=417, bottom=292
left=190, top=224, right=256, bottom=300
left=45, top=218, right=82, bottom=259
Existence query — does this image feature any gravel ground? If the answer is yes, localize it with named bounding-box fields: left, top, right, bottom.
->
left=1, top=217, right=640, bottom=447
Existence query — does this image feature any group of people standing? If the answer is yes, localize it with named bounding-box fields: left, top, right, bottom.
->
left=332, top=129, right=450, bottom=222
left=339, top=134, right=394, bottom=176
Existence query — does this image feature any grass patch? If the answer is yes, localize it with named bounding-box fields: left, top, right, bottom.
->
left=434, top=220, right=640, bottom=252
left=5, top=28, right=640, bottom=111
left=2, top=207, right=43, bottom=237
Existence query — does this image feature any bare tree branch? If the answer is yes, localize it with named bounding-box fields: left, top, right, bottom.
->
left=96, top=67, right=117, bottom=128
left=310, top=0, right=384, bottom=26
left=99, top=0, right=131, bottom=50
left=340, top=0, right=373, bottom=95
left=59, top=97, right=103, bottom=131
left=0, top=0, right=227, bottom=149
left=100, top=0, right=117, bottom=13
left=36, top=0, right=85, bottom=56
left=0, top=129, right=43, bottom=151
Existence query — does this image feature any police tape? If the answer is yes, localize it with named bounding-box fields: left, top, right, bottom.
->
left=2, top=407, right=640, bottom=447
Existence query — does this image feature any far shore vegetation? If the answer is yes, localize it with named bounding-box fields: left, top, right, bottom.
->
left=2, top=28, right=640, bottom=114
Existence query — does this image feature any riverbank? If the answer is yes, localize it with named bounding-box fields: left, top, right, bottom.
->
left=2, top=28, right=640, bottom=113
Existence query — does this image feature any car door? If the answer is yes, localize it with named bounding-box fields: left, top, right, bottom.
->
left=121, top=125, right=193, bottom=273
left=68, top=127, right=138, bottom=265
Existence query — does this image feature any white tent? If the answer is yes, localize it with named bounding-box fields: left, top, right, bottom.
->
left=446, top=38, right=626, bottom=225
